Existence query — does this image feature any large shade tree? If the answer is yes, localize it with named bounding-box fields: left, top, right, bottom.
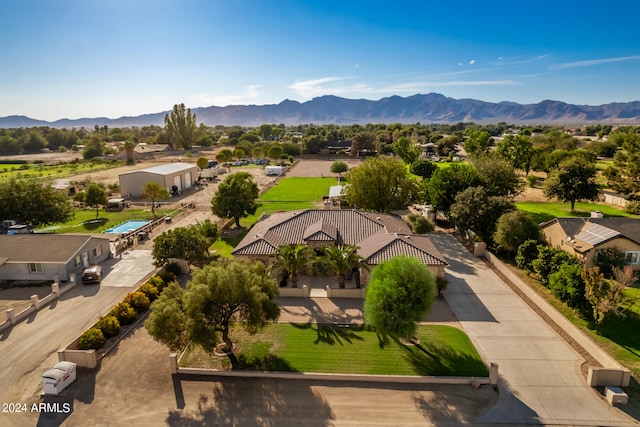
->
left=343, top=156, right=419, bottom=213
left=543, top=157, right=599, bottom=211
left=364, top=256, right=436, bottom=344
left=152, top=222, right=217, bottom=267
left=210, top=172, right=260, bottom=227
left=186, top=259, right=280, bottom=357
left=450, top=186, right=514, bottom=243
left=426, top=163, right=482, bottom=216
left=145, top=259, right=280, bottom=365
left=0, top=178, right=73, bottom=226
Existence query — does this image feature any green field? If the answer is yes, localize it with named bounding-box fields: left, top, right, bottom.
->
left=239, top=177, right=337, bottom=228
left=516, top=201, right=637, bottom=224
left=0, top=160, right=124, bottom=182
left=180, top=323, right=488, bottom=376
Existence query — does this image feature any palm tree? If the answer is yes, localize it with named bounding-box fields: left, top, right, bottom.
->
left=320, top=244, right=369, bottom=288
left=271, top=245, right=313, bottom=288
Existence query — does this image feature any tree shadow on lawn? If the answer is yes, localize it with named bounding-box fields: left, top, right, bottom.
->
left=81, top=218, right=108, bottom=231
left=401, top=340, right=489, bottom=377
left=291, top=322, right=366, bottom=346
left=598, top=313, right=640, bottom=359
left=235, top=352, right=299, bottom=372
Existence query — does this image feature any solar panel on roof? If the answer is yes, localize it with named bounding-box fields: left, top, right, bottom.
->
left=575, top=223, right=620, bottom=246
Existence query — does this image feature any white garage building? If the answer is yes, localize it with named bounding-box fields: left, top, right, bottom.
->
left=119, top=163, right=198, bottom=198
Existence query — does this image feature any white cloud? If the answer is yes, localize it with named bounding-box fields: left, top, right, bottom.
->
left=288, top=77, right=372, bottom=98
left=469, top=59, right=476, bottom=65
left=198, top=85, right=260, bottom=106
left=551, top=55, right=640, bottom=70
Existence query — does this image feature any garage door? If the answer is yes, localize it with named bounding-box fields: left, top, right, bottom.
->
left=185, top=172, right=192, bottom=188
left=173, top=176, right=181, bottom=191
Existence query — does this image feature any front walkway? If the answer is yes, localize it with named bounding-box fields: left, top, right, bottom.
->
left=429, top=233, right=637, bottom=426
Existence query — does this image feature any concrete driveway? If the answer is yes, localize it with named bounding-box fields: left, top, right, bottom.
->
left=429, top=233, right=638, bottom=426
left=0, top=250, right=155, bottom=405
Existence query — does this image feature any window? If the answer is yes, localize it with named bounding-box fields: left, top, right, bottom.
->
left=92, top=246, right=102, bottom=257
left=626, top=251, right=640, bottom=264
left=74, top=256, right=82, bottom=267
left=28, top=263, right=44, bottom=273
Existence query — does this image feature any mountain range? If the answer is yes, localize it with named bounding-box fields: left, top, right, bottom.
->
left=2, top=93, right=640, bottom=128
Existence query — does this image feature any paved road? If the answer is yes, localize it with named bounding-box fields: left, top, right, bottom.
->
left=429, top=233, right=638, bottom=426
left=0, top=250, right=155, bottom=405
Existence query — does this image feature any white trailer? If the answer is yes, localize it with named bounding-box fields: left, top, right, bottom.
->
left=265, top=165, right=285, bottom=176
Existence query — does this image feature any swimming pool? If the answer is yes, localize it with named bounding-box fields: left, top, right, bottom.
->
left=104, top=220, right=151, bottom=234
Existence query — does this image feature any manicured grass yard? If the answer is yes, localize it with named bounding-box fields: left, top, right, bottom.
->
left=516, top=201, right=637, bottom=224
left=179, top=323, right=488, bottom=377
left=239, top=177, right=337, bottom=228
left=38, top=208, right=173, bottom=233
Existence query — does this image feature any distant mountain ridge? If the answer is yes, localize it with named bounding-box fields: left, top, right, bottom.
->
left=2, top=93, right=640, bottom=128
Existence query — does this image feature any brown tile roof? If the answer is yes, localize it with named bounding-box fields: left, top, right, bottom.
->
left=232, top=209, right=446, bottom=267
left=0, top=234, right=111, bottom=264
left=358, top=233, right=447, bottom=266
left=303, top=219, right=338, bottom=242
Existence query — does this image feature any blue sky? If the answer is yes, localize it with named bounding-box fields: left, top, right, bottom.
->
left=1, top=0, right=639, bottom=121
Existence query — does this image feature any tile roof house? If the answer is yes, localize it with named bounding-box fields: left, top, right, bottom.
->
left=232, top=209, right=447, bottom=281
left=0, top=234, right=112, bottom=282
left=540, top=217, right=640, bottom=270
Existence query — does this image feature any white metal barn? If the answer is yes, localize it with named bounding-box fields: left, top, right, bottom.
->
left=119, top=163, right=198, bottom=198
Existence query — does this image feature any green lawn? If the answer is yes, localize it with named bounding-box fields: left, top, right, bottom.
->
left=516, top=201, right=637, bottom=224
left=38, top=208, right=174, bottom=234
left=238, top=177, right=337, bottom=228
left=179, top=323, right=488, bottom=377
left=0, top=160, right=124, bottom=182
left=260, top=177, right=337, bottom=202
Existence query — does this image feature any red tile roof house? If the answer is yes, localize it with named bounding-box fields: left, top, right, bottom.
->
left=540, top=217, right=640, bottom=271
left=232, top=209, right=447, bottom=292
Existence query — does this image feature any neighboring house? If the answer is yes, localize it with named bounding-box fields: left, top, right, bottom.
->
left=119, top=163, right=198, bottom=198
left=540, top=216, right=640, bottom=271
left=116, top=144, right=170, bottom=161
left=0, top=234, right=112, bottom=282
left=232, top=209, right=447, bottom=282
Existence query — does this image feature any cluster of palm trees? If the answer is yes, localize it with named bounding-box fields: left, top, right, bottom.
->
left=271, top=244, right=369, bottom=289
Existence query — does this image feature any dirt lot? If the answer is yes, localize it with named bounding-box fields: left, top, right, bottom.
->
left=286, top=157, right=364, bottom=177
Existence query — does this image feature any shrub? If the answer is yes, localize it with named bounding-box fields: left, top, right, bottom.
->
left=79, top=328, right=105, bottom=350
left=95, top=315, right=121, bottom=338
left=548, top=263, right=588, bottom=311
left=124, top=291, right=150, bottom=313
left=595, top=247, right=627, bottom=278
left=526, top=175, right=537, bottom=187
left=158, top=268, right=179, bottom=284
left=109, top=302, right=137, bottom=325
left=407, top=213, right=434, bottom=234
left=624, top=200, right=640, bottom=215
left=516, top=240, right=540, bottom=275
left=139, top=283, right=159, bottom=302
left=147, top=275, right=164, bottom=288
left=164, top=262, right=182, bottom=277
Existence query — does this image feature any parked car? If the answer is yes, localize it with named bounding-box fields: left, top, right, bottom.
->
left=82, top=265, right=102, bottom=284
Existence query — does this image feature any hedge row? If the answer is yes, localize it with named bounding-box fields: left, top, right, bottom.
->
left=78, top=268, right=178, bottom=350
